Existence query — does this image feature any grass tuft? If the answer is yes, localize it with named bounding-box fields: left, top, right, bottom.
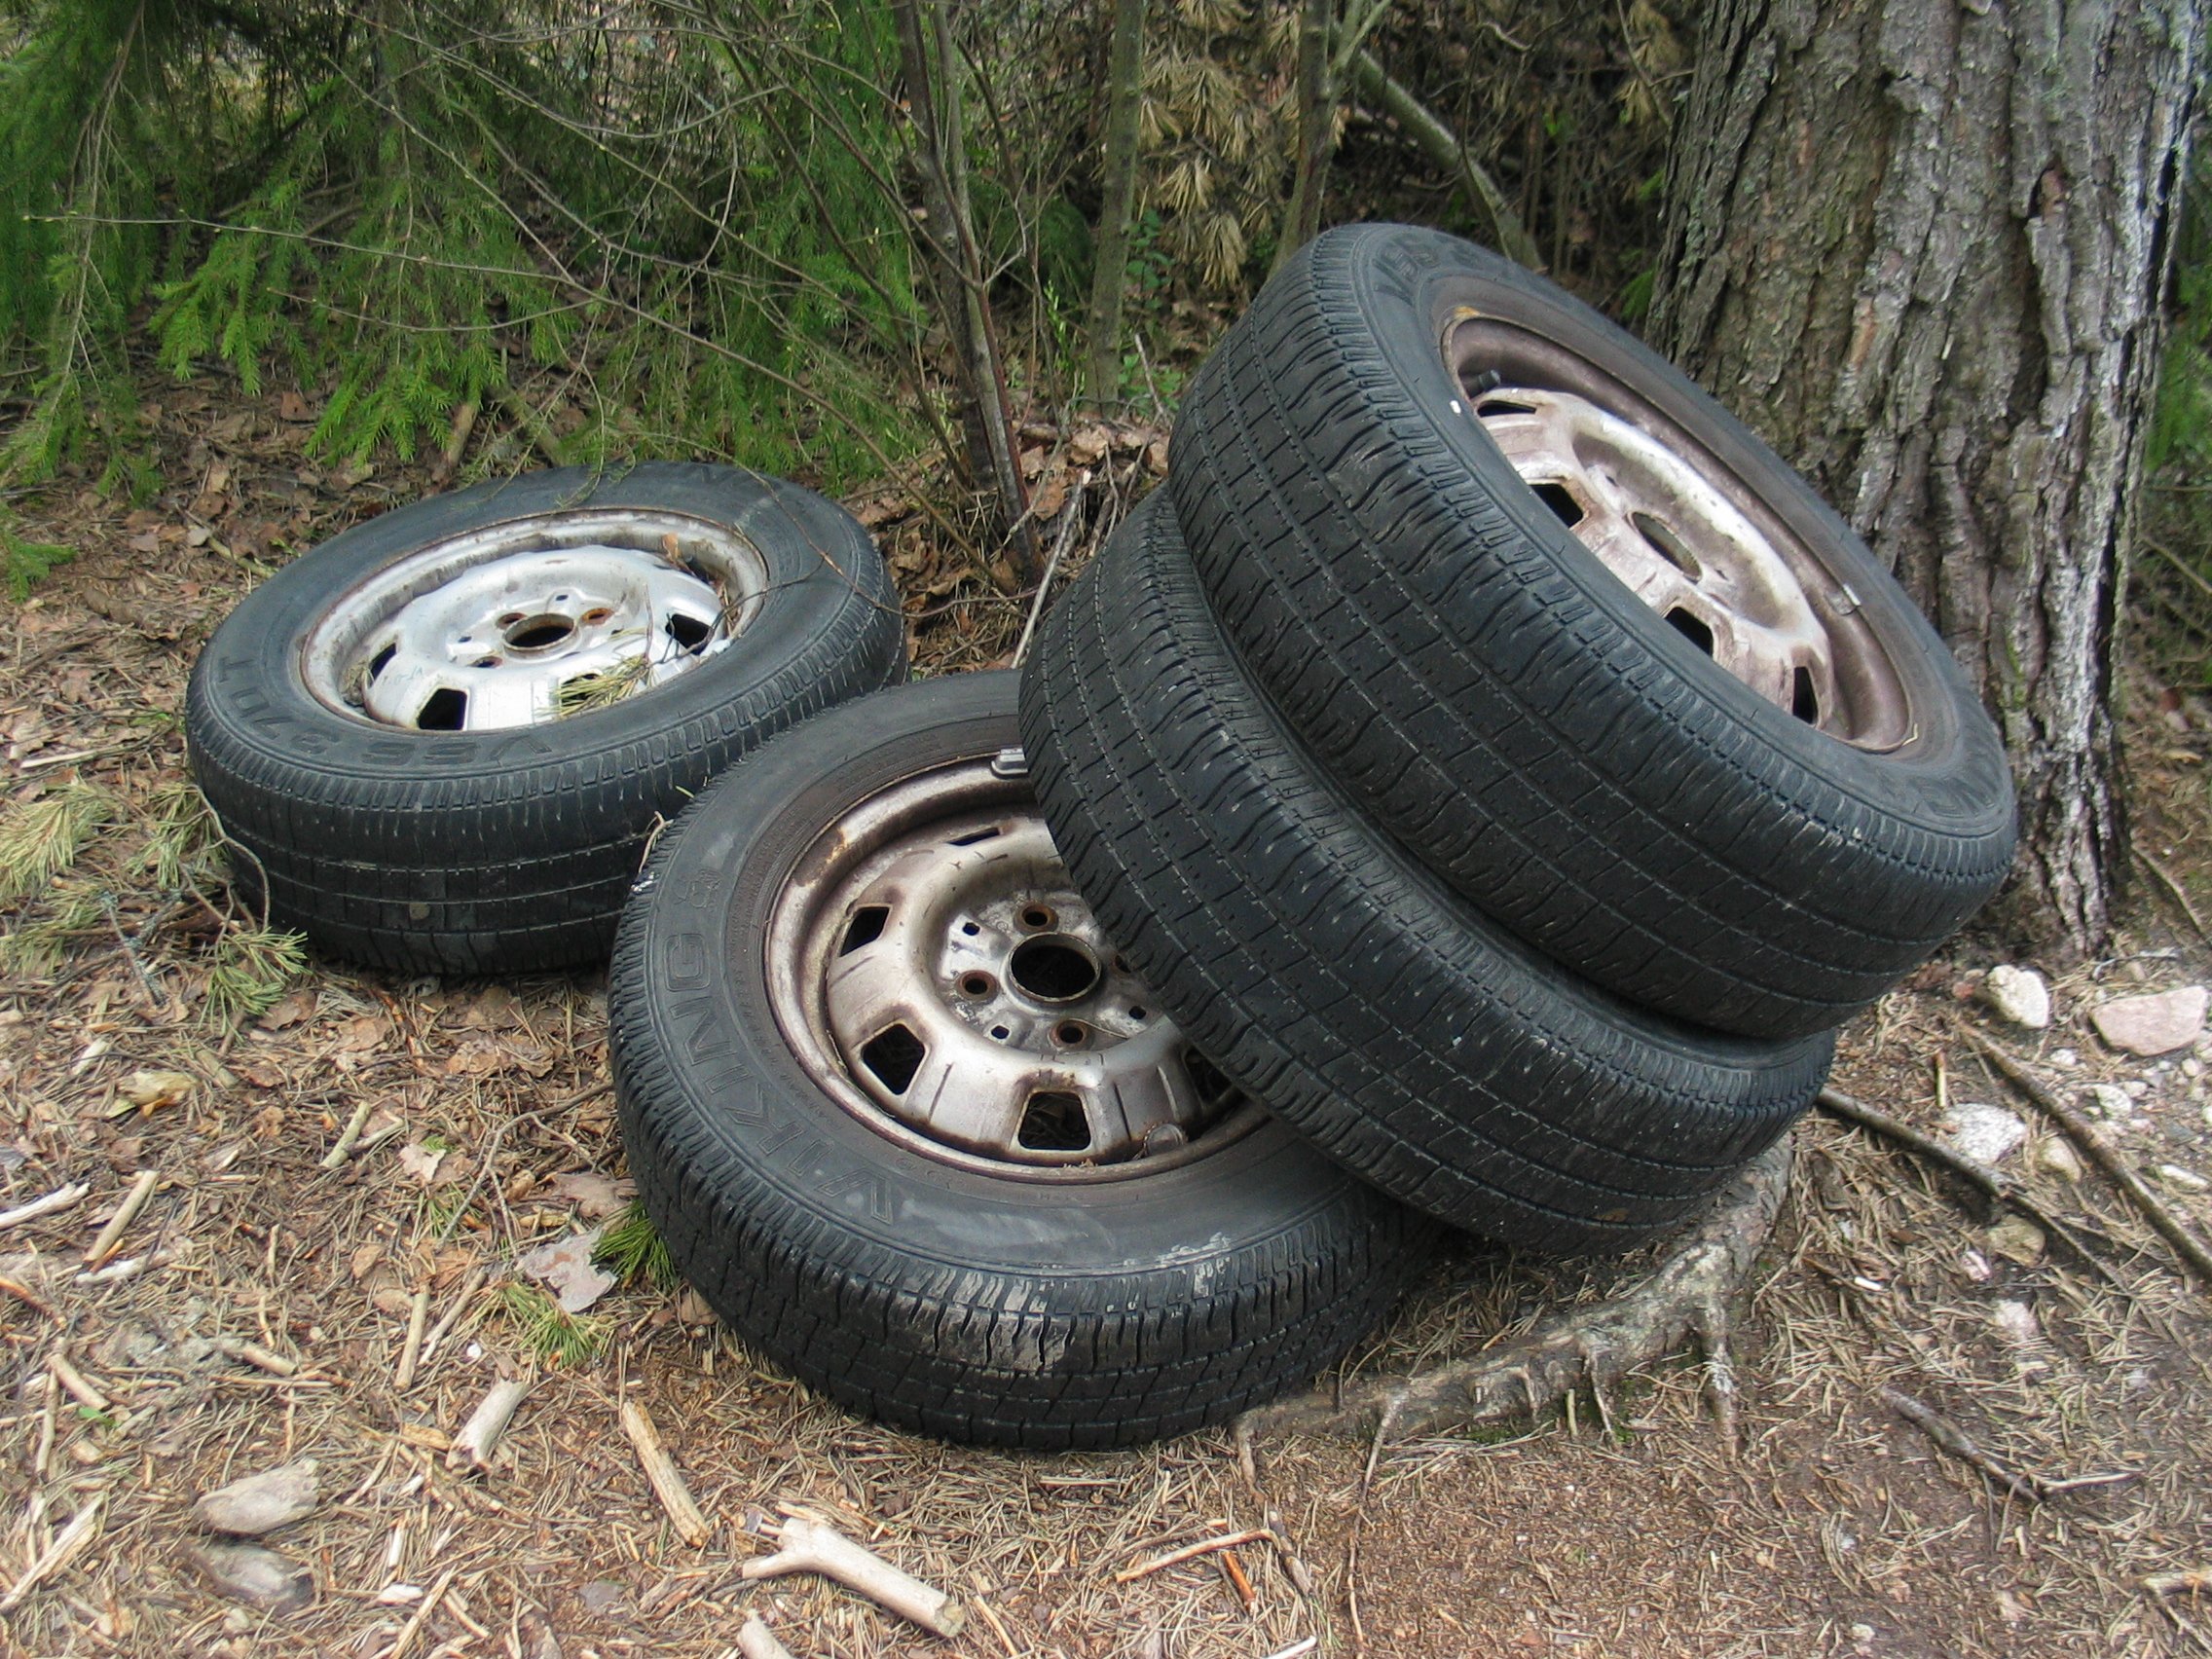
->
left=0, top=883, right=106, bottom=976
left=0, top=783, right=113, bottom=904
left=203, top=925, right=307, bottom=1027
left=554, top=653, right=651, bottom=718
left=497, top=1281, right=610, bottom=1368
left=137, top=780, right=224, bottom=890
left=593, top=1202, right=678, bottom=1291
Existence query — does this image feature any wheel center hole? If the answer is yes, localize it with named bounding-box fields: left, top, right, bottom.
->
left=1007, top=935, right=1100, bottom=1004
left=502, top=612, right=576, bottom=650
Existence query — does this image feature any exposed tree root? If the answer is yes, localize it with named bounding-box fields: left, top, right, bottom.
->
left=1242, top=1138, right=1793, bottom=1449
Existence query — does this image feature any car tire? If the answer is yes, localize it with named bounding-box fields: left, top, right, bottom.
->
left=1168, top=223, right=2015, bottom=1040
left=608, top=671, right=1427, bottom=1450
left=186, top=463, right=905, bottom=975
left=1019, top=496, right=1832, bottom=1251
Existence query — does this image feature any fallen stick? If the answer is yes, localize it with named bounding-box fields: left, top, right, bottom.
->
left=1259, top=1641, right=1318, bottom=1659
left=1114, top=1529, right=1272, bottom=1584
left=210, top=1336, right=298, bottom=1377
left=415, top=1267, right=488, bottom=1375
left=1817, top=1088, right=2119, bottom=1266
left=446, top=1377, right=531, bottom=1472
left=81, top=1170, right=158, bottom=1269
left=49, top=1349, right=110, bottom=1413
left=0, top=1274, right=54, bottom=1316
left=384, top=1565, right=457, bottom=1659
left=0, top=1182, right=89, bottom=1229
left=1965, top=1031, right=2212, bottom=1283
left=392, top=1289, right=430, bottom=1391
left=0, top=1495, right=102, bottom=1611
left=1217, top=1545, right=1257, bottom=1612
left=734, top=1613, right=797, bottom=1659
left=1882, top=1387, right=2043, bottom=1502
left=618, top=1397, right=712, bottom=1547
left=2148, top=1567, right=2212, bottom=1595
left=739, top=1513, right=964, bottom=1638
left=321, top=1102, right=376, bottom=1170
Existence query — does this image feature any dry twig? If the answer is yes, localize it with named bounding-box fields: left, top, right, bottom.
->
left=734, top=1613, right=797, bottom=1659
left=81, top=1168, right=157, bottom=1268
left=0, top=1181, right=88, bottom=1228
left=447, top=1376, right=532, bottom=1472
left=740, top=1510, right=964, bottom=1638
left=619, top=1396, right=712, bottom=1547
left=1113, top=1529, right=1272, bottom=1583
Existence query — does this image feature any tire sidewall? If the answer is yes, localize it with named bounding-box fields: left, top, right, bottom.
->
left=612, top=671, right=1370, bottom=1288
left=1318, top=225, right=2008, bottom=826
left=188, top=462, right=896, bottom=795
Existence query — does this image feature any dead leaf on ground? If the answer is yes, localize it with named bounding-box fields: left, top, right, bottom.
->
left=515, top=1226, right=614, bottom=1313
left=540, top=1172, right=634, bottom=1220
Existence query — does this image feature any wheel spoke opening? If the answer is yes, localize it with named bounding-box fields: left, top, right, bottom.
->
left=840, top=905, right=890, bottom=954
left=416, top=688, right=468, bottom=730
left=1017, top=1092, right=1090, bottom=1153
left=1530, top=480, right=1585, bottom=529
left=1666, top=609, right=1715, bottom=655
left=858, top=1023, right=926, bottom=1094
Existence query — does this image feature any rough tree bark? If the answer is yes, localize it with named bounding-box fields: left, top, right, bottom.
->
left=1273, top=0, right=1335, bottom=273
left=1650, top=0, right=2205, bottom=954
left=1082, top=0, right=1146, bottom=405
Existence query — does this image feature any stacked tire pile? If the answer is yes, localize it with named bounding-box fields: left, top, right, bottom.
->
left=188, top=224, right=2014, bottom=1455
left=611, top=227, right=2013, bottom=1450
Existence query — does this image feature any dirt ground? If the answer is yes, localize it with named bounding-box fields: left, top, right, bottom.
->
left=1, top=374, right=2209, bottom=1659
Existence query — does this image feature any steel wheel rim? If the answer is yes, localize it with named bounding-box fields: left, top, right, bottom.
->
left=765, top=755, right=1259, bottom=1182
left=1444, top=313, right=1914, bottom=752
left=299, top=508, right=769, bottom=731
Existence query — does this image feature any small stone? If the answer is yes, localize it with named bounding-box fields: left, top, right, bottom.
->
left=1980, top=966, right=2051, bottom=1029
left=2084, top=1085, right=2131, bottom=1118
left=1991, top=1299, right=2040, bottom=1346
left=2035, top=1138, right=2084, bottom=1182
left=2124, top=1079, right=2152, bottom=1100
left=192, top=1541, right=313, bottom=1613
left=196, top=1458, right=318, bottom=1536
left=2091, top=986, right=2208, bottom=1056
left=1988, top=1214, right=2046, bottom=1266
left=1938, top=1102, right=2027, bottom=1165
left=2050, top=1048, right=2079, bottom=1068
left=2157, top=1164, right=2210, bottom=1193
left=2187, top=1058, right=2204, bottom=1080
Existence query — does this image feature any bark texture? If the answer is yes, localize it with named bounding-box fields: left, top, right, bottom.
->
left=1082, top=0, right=1147, bottom=404
left=1651, top=0, right=2205, bottom=952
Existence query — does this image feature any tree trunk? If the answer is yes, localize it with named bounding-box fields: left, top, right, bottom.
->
left=1650, top=0, right=2205, bottom=955
left=1082, top=0, right=1146, bottom=406
left=1272, top=0, right=1334, bottom=274
left=893, top=0, right=1041, bottom=588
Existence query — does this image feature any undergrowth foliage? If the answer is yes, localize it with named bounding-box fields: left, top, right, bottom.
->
left=0, top=0, right=1064, bottom=500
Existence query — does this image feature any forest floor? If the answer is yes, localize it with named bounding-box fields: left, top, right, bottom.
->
left=0, top=372, right=2209, bottom=1659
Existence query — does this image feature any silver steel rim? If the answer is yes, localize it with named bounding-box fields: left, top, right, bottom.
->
left=765, top=756, right=1258, bottom=1181
left=1446, top=316, right=1913, bottom=751
left=299, top=508, right=769, bottom=731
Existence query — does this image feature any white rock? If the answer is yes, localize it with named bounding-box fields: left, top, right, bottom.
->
left=2091, top=986, right=2208, bottom=1056
left=1991, top=1300, right=2040, bottom=1346
left=1980, top=966, right=2051, bottom=1029
left=2157, top=1164, right=2210, bottom=1193
left=2035, top=1137, right=2084, bottom=1182
left=2186, top=1058, right=2204, bottom=1080
left=2086, top=1085, right=2132, bottom=1117
left=195, top=1458, right=318, bottom=1536
left=2124, top=1079, right=2152, bottom=1100
left=1938, top=1102, right=2027, bottom=1165
left=191, top=1541, right=313, bottom=1613
left=2050, top=1048, right=2079, bottom=1068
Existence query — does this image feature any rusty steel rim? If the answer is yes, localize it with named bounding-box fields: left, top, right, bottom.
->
left=1445, top=313, right=1914, bottom=752
left=764, top=754, right=1258, bottom=1182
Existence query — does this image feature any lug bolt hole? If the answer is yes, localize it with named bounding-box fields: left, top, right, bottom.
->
left=1052, top=1021, right=1087, bottom=1047
left=498, top=612, right=523, bottom=626
left=958, top=971, right=996, bottom=999
left=1018, top=903, right=1055, bottom=931
left=581, top=607, right=613, bottom=625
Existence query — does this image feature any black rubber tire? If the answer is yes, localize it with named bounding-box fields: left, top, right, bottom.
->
left=1019, top=496, right=1832, bottom=1250
left=186, top=463, right=905, bottom=975
left=608, top=671, right=1427, bottom=1451
left=1168, top=223, right=2015, bottom=1040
